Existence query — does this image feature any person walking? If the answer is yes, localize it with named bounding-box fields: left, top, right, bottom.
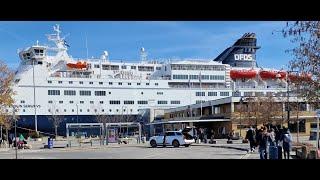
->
left=282, top=129, right=293, bottom=159
left=268, top=128, right=278, bottom=159
left=257, top=127, right=269, bottom=159
left=245, top=126, right=256, bottom=152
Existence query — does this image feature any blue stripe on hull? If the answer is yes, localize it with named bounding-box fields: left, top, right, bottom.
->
left=17, top=115, right=139, bottom=136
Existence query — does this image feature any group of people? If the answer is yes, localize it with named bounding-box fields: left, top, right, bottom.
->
left=0, top=134, right=30, bottom=149
left=245, top=126, right=293, bottom=159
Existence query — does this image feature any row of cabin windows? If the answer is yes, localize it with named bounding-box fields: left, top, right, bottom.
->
left=47, top=100, right=180, bottom=105
left=48, top=90, right=165, bottom=97
left=175, top=75, right=225, bottom=80
left=48, top=108, right=134, bottom=113
left=196, top=91, right=229, bottom=96
left=48, top=80, right=158, bottom=86
left=97, top=65, right=160, bottom=71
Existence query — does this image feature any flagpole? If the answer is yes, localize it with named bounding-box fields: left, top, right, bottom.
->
left=200, top=71, right=202, bottom=117
left=189, top=74, right=192, bottom=117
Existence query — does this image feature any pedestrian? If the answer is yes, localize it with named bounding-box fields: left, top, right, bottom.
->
left=257, top=127, right=269, bottom=159
left=163, top=132, right=166, bottom=147
left=245, top=126, right=256, bottom=152
left=281, top=129, right=292, bottom=159
left=268, top=128, right=278, bottom=159
left=8, top=136, right=12, bottom=148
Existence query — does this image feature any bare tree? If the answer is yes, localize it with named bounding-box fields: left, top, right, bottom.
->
left=282, top=21, right=320, bottom=109
left=0, top=60, right=16, bottom=141
left=48, top=103, right=64, bottom=139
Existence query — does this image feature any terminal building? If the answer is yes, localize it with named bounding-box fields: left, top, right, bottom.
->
left=148, top=96, right=318, bottom=139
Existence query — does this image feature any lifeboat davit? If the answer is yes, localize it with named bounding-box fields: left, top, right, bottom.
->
left=259, top=70, right=287, bottom=79
left=66, top=61, right=87, bottom=69
left=230, top=69, right=257, bottom=79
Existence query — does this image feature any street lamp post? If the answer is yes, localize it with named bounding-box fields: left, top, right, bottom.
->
left=239, top=96, right=243, bottom=138
left=13, top=106, right=17, bottom=159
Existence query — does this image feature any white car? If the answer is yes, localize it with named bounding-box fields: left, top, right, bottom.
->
left=149, top=127, right=194, bottom=148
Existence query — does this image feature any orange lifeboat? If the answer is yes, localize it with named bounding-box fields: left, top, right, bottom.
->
left=259, top=70, right=277, bottom=79
left=288, top=73, right=312, bottom=82
left=66, top=61, right=87, bottom=69
left=230, top=69, right=257, bottom=79
left=259, top=70, right=287, bottom=79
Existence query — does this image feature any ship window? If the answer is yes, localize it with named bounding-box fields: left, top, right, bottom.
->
left=124, top=100, right=134, bottom=105
left=48, top=90, right=60, bottom=96
left=171, top=100, right=180, bottom=104
left=99, top=82, right=103, bottom=85
left=102, top=109, right=105, bottom=112
left=208, top=92, right=217, bottom=96
left=196, top=100, right=205, bottom=104
left=90, top=101, right=94, bottom=104
left=157, top=100, right=168, bottom=105
left=110, top=100, right=121, bottom=105
left=14, top=79, right=20, bottom=83
left=131, top=66, right=136, bottom=69
left=80, top=109, right=82, bottom=112
left=80, top=101, right=84, bottom=104
left=196, top=92, right=205, bottom=96
left=56, top=109, right=59, bottom=112
left=22, top=109, right=25, bottom=112
left=72, top=109, right=74, bottom=112
left=100, top=101, right=104, bottom=104
left=48, top=100, right=53, bottom=104
left=141, top=92, right=143, bottom=95
left=109, top=109, right=112, bottom=112
left=89, top=82, right=93, bottom=84
left=138, top=101, right=148, bottom=104
left=64, top=90, right=76, bottom=96
left=118, top=82, right=122, bottom=85
left=155, top=83, right=158, bottom=86
left=157, top=92, right=163, bottom=95
left=20, top=100, right=25, bottom=104
left=64, top=109, right=67, bottom=112
left=146, top=83, right=149, bottom=86
left=156, top=67, right=161, bottom=70
left=58, top=81, right=62, bottom=84
left=48, top=109, right=51, bottom=112
left=220, top=92, right=230, bottom=96
left=109, top=82, right=113, bottom=85
left=109, top=92, right=111, bottom=94
left=69, top=101, right=74, bottom=104
left=59, top=101, right=63, bottom=104
left=137, top=83, right=141, bottom=86
left=69, top=81, right=73, bottom=84
left=48, top=81, right=52, bottom=84
left=94, top=64, right=100, bottom=68
left=87, top=109, right=90, bottom=112
left=116, top=109, right=119, bottom=112
left=95, top=91, right=106, bottom=96
left=38, top=61, right=43, bottom=65
left=121, top=65, right=127, bottom=69
left=128, top=83, right=131, bottom=85
left=94, top=109, right=97, bottom=112
left=80, top=90, right=91, bottom=96
left=79, top=81, right=83, bottom=84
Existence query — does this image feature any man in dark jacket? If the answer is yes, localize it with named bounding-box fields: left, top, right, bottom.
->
left=245, top=126, right=256, bottom=152
left=257, top=127, right=269, bottom=159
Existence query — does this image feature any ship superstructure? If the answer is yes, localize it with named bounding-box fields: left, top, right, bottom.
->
left=8, top=25, right=290, bottom=132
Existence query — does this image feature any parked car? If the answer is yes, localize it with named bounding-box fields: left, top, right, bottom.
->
left=149, top=127, right=194, bottom=148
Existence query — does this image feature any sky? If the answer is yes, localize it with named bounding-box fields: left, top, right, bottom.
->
left=0, top=21, right=295, bottom=70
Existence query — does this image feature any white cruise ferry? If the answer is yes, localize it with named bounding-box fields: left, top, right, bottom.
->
left=9, top=25, right=288, bottom=134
